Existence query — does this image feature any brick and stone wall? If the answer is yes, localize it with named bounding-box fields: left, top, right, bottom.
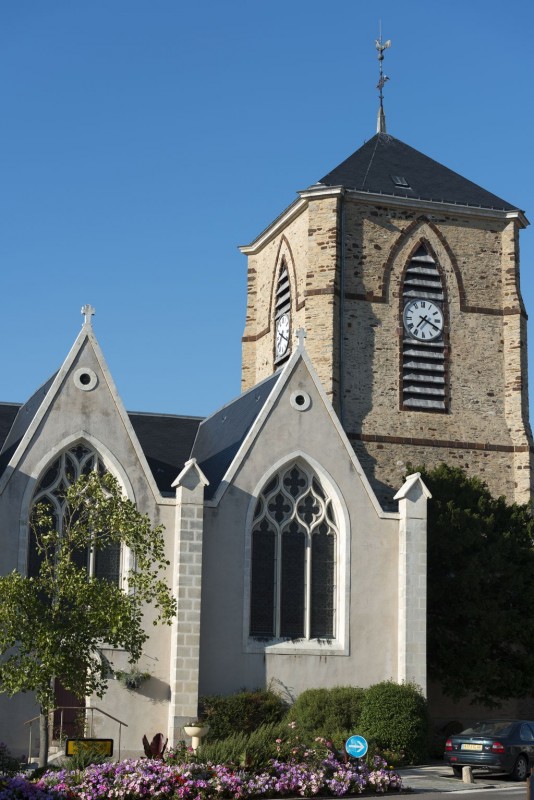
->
left=241, top=193, right=533, bottom=506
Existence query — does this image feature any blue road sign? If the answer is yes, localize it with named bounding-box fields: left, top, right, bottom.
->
left=345, top=734, right=368, bottom=759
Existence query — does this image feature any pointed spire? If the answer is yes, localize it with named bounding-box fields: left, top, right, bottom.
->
left=375, top=28, right=391, bottom=134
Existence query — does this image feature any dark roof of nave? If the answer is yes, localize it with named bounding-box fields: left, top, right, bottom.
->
left=0, top=375, right=57, bottom=475
left=191, top=371, right=281, bottom=500
left=317, top=133, right=517, bottom=212
left=0, top=404, right=21, bottom=466
left=0, top=370, right=281, bottom=498
left=0, top=393, right=203, bottom=493
left=128, top=411, right=202, bottom=494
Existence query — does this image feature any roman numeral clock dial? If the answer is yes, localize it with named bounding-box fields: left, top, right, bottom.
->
left=403, top=299, right=444, bottom=342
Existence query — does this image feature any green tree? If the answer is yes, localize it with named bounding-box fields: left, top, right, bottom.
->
left=0, top=471, right=176, bottom=766
left=420, top=464, right=534, bottom=706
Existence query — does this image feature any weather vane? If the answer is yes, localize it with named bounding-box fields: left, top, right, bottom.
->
left=375, top=25, right=391, bottom=134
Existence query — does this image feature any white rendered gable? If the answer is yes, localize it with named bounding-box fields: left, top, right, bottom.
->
left=0, top=318, right=166, bottom=505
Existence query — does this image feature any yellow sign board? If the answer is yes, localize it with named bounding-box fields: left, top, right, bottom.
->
left=65, top=738, right=114, bottom=757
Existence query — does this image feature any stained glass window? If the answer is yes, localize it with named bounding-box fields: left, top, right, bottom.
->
left=29, top=446, right=120, bottom=584
left=250, top=463, right=337, bottom=640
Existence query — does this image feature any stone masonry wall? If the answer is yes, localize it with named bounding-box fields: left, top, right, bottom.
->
left=241, top=196, right=340, bottom=403
left=340, top=198, right=533, bottom=505
left=241, top=207, right=310, bottom=391
left=168, top=474, right=204, bottom=744
left=241, top=194, right=533, bottom=505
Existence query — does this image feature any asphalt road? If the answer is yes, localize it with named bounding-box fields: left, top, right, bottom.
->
left=398, top=763, right=531, bottom=796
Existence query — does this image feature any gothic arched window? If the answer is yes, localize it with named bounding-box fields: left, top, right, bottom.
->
left=273, top=258, right=291, bottom=364
left=401, top=244, right=447, bottom=411
left=249, top=463, right=338, bottom=640
left=28, top=444, right=121, bottom=584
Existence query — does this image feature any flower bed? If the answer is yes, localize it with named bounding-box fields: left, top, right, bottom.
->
left=0, top=755, right=401, bottom=799
left=0, top=726, right=403, bottom=799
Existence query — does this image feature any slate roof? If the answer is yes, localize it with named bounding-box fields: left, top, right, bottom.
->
left=0, top=403, right=21, bottom=464
left=0, top=375, right=57, bottom=476
left=191, top=371, right=281, bottom=500
left=128, top=412, right=202, bottom=494
left=0, top=369, right=281, bottom=498
left=317, top=133, right=518, bottom=212
left=0, top=385, right=203, bottom=494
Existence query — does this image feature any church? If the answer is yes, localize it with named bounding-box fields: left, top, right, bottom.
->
left=0, top=90, right=532, bottom=756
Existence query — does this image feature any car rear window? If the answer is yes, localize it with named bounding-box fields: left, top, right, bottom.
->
left=462, top=721, right=514, bottom=736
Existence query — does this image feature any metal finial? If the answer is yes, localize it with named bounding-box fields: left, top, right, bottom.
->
left=81, top=304, right=96, bottom=325
left=375, top=27, right=391, bottom=134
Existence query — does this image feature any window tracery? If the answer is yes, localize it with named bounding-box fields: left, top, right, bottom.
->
left=28, top=445, right=121, bottom=583
left=250, top=463, right=337, bottom=640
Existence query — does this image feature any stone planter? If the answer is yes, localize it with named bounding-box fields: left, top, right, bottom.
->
left=183, top=724, right=210, bottom=752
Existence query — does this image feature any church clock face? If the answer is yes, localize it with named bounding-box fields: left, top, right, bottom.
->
left=403, top=299, right=444, bottom=342
left=275, top=313, right=290, bottom=358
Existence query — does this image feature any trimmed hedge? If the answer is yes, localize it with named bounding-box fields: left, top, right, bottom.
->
left=197, top=682, right=428, bottom=766
left=200, top=689, right=287, bottom=741
left=286, top=686, right=365, bottom=737
left=358, top=681, right=428, bottom=765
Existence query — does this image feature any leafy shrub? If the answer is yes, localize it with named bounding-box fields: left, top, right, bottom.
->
left=61, top=743, right=111, bottom=770
left=199, top=689, right=287, bottom=741
left=287, top=686, right=365, bottom=736
left=359, top=681, right=428, bottom=765
left=196, top=722, right=286, bottom=770
left=0, top=742, right=20, bottom=777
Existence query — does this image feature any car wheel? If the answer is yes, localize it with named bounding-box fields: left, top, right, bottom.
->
left=511, top=754, right=528, bottom=781
left=451, top=765, right=463, bottom=778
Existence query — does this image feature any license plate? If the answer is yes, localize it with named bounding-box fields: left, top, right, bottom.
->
left=461, top=743, right=483, bottom=751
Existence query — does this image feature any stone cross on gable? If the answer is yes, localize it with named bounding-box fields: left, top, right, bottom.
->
left=81, top=304, right=96, bottom=325
left=295, top=327, right=307, bottom=348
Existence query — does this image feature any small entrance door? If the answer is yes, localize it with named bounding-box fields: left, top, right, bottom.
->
left=53, top=682, right=84, bottom=741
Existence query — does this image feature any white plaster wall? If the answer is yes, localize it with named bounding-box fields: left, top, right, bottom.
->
left=198, top=359, right=401, bottom=701
left=0, top=337, right=176, bottom=755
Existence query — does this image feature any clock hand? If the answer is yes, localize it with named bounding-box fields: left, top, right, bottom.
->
left=420, top=314, right=441, bottom=331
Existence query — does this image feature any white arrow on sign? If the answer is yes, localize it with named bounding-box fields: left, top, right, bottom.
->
left=345, top=735, right=368, bottom=758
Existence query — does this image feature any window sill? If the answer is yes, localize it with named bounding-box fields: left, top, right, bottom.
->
left=245, top=637, right=348, bottom=656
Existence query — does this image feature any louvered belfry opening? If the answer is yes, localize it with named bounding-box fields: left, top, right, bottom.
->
left=275, top=259, right=291, bottom=319
left=274, top=259, right=291, bottom=362
left=401, top=245, right=447, bottom=411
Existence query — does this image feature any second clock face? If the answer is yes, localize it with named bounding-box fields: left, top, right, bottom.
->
left=403, top=299, right=444, bottom=341
left=275, top=313, right=290, bottom=357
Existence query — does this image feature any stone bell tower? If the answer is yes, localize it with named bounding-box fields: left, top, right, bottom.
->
left=240, top=46, right=533, bottom=508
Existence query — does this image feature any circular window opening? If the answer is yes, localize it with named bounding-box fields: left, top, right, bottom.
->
left=73, top=367, right=98, bottom=392
left=290, top=390, right=311, bottom=411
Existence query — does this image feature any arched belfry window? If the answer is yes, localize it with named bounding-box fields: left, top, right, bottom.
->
left=28, top=444, right=121, bottom=583
left=249, top=462, right=338, bottom=640
left=401, top=244, right=447, bottom=411
left=273, top=258, right=291, bottom=364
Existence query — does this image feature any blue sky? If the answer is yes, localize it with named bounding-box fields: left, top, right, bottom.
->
left=2, top=1, right=534, bottom=418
